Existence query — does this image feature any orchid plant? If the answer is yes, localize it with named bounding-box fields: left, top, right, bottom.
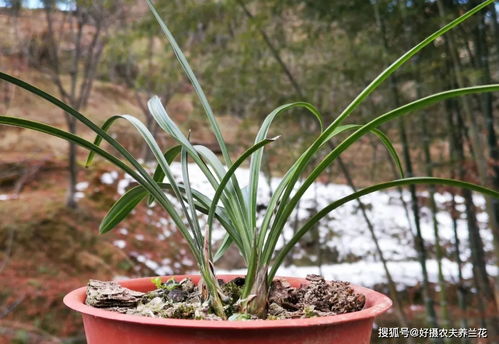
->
left=1, top=0, right=498, bottom=319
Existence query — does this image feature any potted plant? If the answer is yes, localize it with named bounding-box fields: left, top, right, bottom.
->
left=1, top=0, right=498, bottom=343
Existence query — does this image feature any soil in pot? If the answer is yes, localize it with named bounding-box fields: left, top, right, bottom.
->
left=85, top=274, right=366, bottom=320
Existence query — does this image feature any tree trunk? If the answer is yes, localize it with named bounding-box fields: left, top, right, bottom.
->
left=451, top=85, right=499, bottom=343
left=42, top=1, right=110, bottom=209
left=488, top=3, right=499, bottom=70
left=336, top=154, right=414, bottom=337
left=472, top=0, right=499, bottom=272
left=421, top=110, right=450, bottom=329
left=399, top=114, right=440, bottom=331
left=445, top=96, right=470, bottom=342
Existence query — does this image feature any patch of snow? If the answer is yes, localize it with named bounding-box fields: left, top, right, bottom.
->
left=0, top=194, right=14, bottom=201
left=136, top=254, right=146, bottom=263
left=181, top=257, right=194, bottom=266
left=76, top=182, right=89, bottom=191
left=117, top=179, right=130, bottom=195
left=100, top=162, right=493, bottom=289
left=113, top=240, right=126, bottom=249
left=219, top=259, right=497, bottom=290
left=101, top=171, right=118, bottom=185
left=145, top=259, right=159, bottom=271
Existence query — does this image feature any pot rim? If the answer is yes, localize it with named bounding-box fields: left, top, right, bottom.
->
left=63, top=274, right=392, bottom=329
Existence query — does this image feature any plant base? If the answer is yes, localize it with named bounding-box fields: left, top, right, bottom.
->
left=64, top=275, right=392, bottom=344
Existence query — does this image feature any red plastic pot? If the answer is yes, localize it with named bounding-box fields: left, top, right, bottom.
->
left=64, top=275, right=391, bottom=344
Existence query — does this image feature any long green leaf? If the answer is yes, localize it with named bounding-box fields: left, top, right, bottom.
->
left=147, top=97, right=201, bottom=160
left=248, top=102, right=323, bottom=232
left=145, top=0, right=232, bottom=167
left=0, top=116, right=141, bottom=184
left=107, top=114, right=201, bottom=250
left=0, top=115, right=203, bottom=263
left=268, top=177, right=499, bottom=282
left=324, top=124, right=404, bottom=178
left=181, top=146, right=204, bottom=245
left=152, top=146, right=182, bottom=182
left=257, top=124, right=401, bottom=252
left=256, top=124, right=391, bottom=251
left=0, top=72, right=150, bottom=184
left=85, top=115, right=122, bottom=167
left=262, top=84, right=499, bottom=264
left=148, top=182, right=239, bottom=246
left=148, top=145, right=182, bottom=205
left=371, top=128, right=404, bottom=178
left=213, top=233, right=233, bottom=262
left=148, top=96, right=248, bottom=234
left=207, top=136, right=280, bottom=261
left=100, top=185, right=147, bottom=234
left=194, top=144, right=250, bottom=237
left=160, top=182, right=243, bottom=247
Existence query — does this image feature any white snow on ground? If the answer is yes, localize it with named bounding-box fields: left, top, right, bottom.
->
left=103, top=162, right=493, bottom=288
left=101, top=171, right=119, bottom=185
left=158, top=162, right=491, bottom=261
left=0, top=194, right=14, bottom=201
left=76, top=182, right=89, bottom=191
left=219, top=259, right=498, bottom=290
left=113, top=240, right=126, bottom=249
